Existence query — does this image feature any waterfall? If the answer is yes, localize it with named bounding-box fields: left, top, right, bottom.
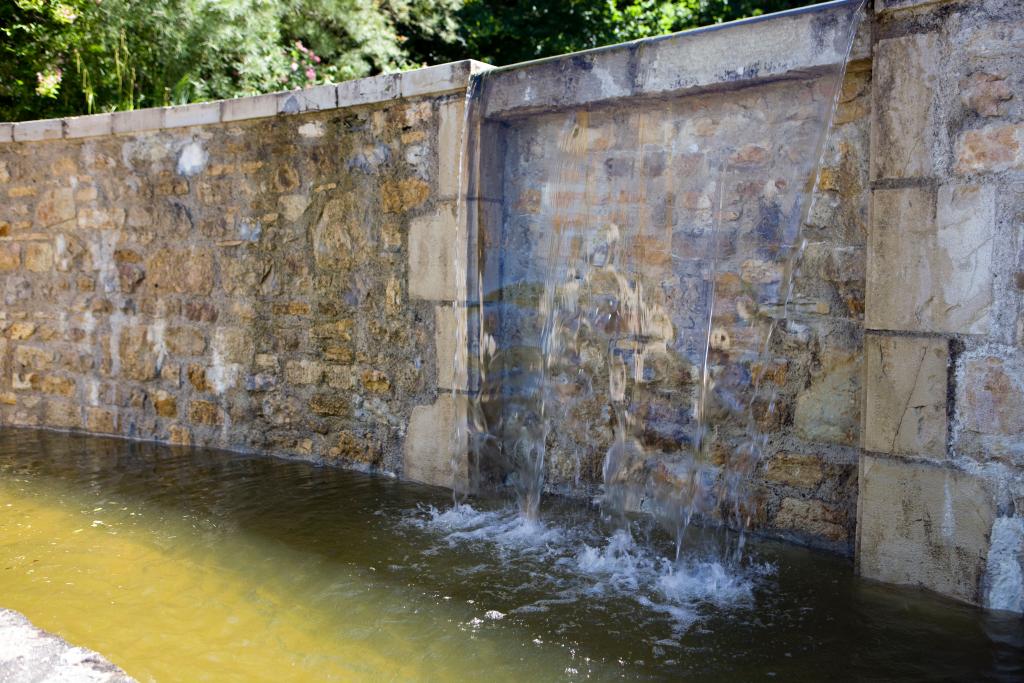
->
left=451, top=0, right=865, bottom=554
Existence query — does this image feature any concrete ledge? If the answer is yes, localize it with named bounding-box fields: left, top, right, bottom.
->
left=480, top=0, right=864, bottom=118
left=277, top=84, right=337, bottom=115
left=0, top=608, right=135, bottom=682
left=401, top=61, right=491, bottom=98
left=0, top=60, right=490, bottom=144
left=65, top=113, right=113, bottom=138
left=164, top=101, right=221, bottom=129
left=13, top=119, right=62, bottom=142
left=221, top=93, right=277, bottom=123
left=112, top=108, right=165, bottom=136
left=337, top=73, right=400, bottom=107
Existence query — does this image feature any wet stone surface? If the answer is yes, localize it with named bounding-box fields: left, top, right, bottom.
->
left=0, top=609, right=135, bottom=683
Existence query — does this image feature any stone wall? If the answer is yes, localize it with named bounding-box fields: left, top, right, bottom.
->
left=0, top=0, right=1021, bottom=610
left=470, top=57, right=870, bottom=554
left=0, top=61, right=485, bottom=476
left=859, top=0, right=1024, bottom=611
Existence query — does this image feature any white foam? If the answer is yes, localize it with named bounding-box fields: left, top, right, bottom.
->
left=416, top=504, right=567, bottom=555
left=410, top=503, right=771, bottom=629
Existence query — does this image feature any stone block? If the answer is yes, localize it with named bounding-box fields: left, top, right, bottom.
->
left=435, top=304, right=468, bottom=391
left=8, top=323, right=35, bottom=340
left=867, top=185, right=994, bottom=334
left=437, top=99, right=465, bottom=198
left=222, top=94, right=278, bottom=122
left=34, top=188, right=75, bottom=227
left=145, top=249, right=214, bottom=295
left=360, top=370, right=391, bottom=394
left=400, top=60, right=488, bottom=98
left=85, top=406, right=117, bottom=433
left=403, top=394, right=467, bottom=488
left=277, top=85, right=336, bottom=114
left=168, top=424, right=191, bottom=446
left=78, top=206, right=125, bottom=231
left=871, top=33, right=939, bottom=180
left=984, top=517, right=1024, bottom=613
left=118, top=326, right=158, bottom=381
left=44, top=400, right=81, bottom=429
left=309, top=394, right=350, bottom=417
left=153, top=390, right=178, bottom=418
left=24, top=242, right=54, bottom=273
left=284, top=359, right=323, bottom=385
left=381, top=179, right=430, bottom=213
left=164, top=101, right=221, bottom=128
left=34, top=374, right=76, bottom=397
left=188, top=399, right=222, bottom=425
left=960, top=73, right=1013, bottom=118
left=957, top=16, right=1024, bottom=61
left=112, top=108, right=164, bottom=135
left=955, top=123, right=1024, bottom=175
left=13, top=345, right=53, bottom=371
left=764, top=452, right=825, bottom=489
left=864, top=335, right=948, bottom=459
left=858, top=455, right=995, bottom=605
left=774, top=498, right=847, bottom=543
left=794, top=351, right=861, bottom=446
left=0, top=244, right=20, bottom=271
left=337, top=73, right=399, bottom=107
left=165, top=326, right=206, bottom=356
left=0, top=122, right=12, bottom=143
left=13, top=119, right=62, bottom=142
left=64, top=113, right=113, bottom=139
left=956, top=352, right=1024, bottom=466
left=408, top=203, right=464, bottom=301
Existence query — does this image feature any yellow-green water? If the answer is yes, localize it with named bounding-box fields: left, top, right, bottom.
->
left=1, top=429, right=1021, bottom=682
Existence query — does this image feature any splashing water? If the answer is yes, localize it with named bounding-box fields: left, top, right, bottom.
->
left=449, top=2, right=867, bottom=580
left=410, top=502, right=772, bottom=631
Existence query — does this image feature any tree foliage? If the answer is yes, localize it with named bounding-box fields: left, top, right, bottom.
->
left=0, top=0, right=460, bottom=121
left=1, top=0, right=817, bottom=122
left=429, top=1, right=818, bottom=67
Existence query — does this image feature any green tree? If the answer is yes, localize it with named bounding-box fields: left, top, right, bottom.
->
left=417, top=1, right=822, bottom=67
left=0, top=0, right=460, bottom=121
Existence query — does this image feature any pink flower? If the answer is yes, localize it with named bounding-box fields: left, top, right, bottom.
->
left=296, top=40, right=307, bottom=53
left=313, top=55, right=321, bottom=63
left=305, top=68, right=316, bottom=81
left=290, top=62, right=298, bottom=72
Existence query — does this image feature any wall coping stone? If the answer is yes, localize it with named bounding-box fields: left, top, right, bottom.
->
left=0, top=59, right=491, bottom=144
left=12, top=118, right=62, bottom=142
left=478, top=0, right=868, bottom=118
left=0, top=1, right=870, bottom=141
left=875, top=0, right=955, bottom=14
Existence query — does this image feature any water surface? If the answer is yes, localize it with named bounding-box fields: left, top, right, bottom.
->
left=0, top=429, right=1020, bottom=681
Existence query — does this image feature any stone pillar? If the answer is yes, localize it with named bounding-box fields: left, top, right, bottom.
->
left=859, top=0, right=1024, bottom=611
left=402, top=72, right=484, bottom=488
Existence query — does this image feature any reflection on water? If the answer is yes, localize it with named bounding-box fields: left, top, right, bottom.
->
left=0, top=429, right=1021, bottom=681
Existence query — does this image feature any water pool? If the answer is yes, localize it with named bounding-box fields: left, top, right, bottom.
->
left=0, top=429, right=1020, bottom=681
